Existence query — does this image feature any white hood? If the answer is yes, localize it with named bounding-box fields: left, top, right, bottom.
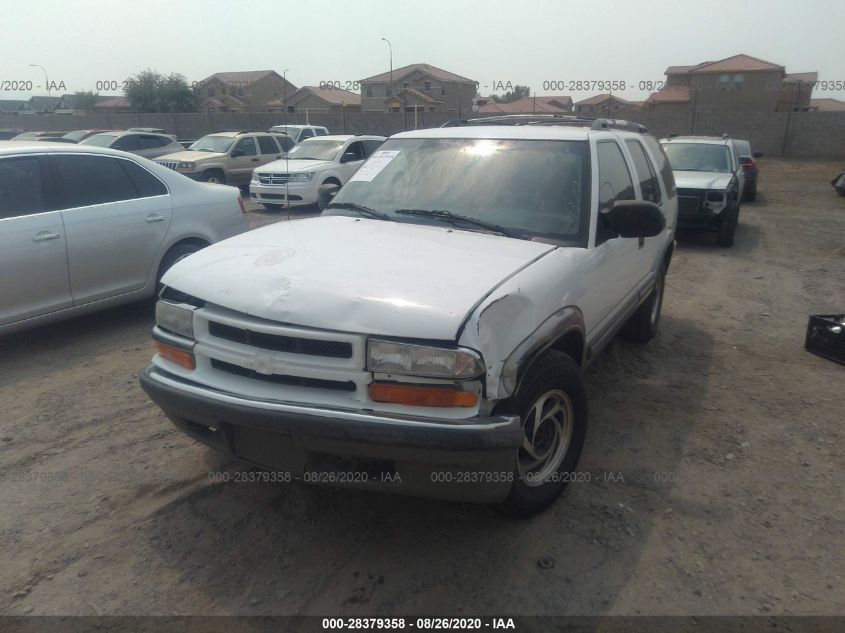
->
left=256, top=159, right=332, bottom=173
left=674, top=171, right=734, bottom=191
left=163, top=216, right=556, bottom=340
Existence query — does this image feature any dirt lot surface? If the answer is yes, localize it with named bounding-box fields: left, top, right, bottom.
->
left=1, top=160, right=843, bottom=617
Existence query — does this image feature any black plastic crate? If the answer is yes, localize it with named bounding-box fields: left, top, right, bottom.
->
left=805, top=314, right=845, bottom=365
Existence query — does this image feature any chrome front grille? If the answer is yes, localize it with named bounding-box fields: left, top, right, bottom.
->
left=257, top=173, right=289, bottom=185
left=157, top=161, right=179, bottom=171
left=677, top=189, right=704, bottom=215
left=208, top=321, right=353, bottom=358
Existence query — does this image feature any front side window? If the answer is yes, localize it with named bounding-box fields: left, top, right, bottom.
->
left=625, top=139, right=662, bottom=204
left=0, top=156, right=45, bottom=219
left=330, top=138, right=590, bottom=244
left=596, top=141, right=635, bottom=244
left=54, top=155, right=138, bottom=208
left=257, top=136, right=281, bottom=155
left=662, top=143, right=732, bottom=173
left=233, top=137, right=258, bottom=156
left=138, top=135, right=165, bottom=149
left=362, top=139, right=385, bottom=157
left=343, top=141, right=364, bottom=161
left=298, top=129, right=315, bottom=141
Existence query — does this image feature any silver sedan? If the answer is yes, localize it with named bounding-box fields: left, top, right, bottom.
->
left=0, top=141, right=249, bottom=335
left=81, top=131, right=183, bottom=159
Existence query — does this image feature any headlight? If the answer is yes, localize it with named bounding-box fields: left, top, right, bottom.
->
left=288, top=172, right=315, bottom=182
left=705, top=191, right=726, bottom=210
left=155, top=301, right=195, bottom=339
left=176, top=162, right=195, bottom=172
left=367, top=339, right=484, bottom=379
left=250, top=172, right=260, bottom=184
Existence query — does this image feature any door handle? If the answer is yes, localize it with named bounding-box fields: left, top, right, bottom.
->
left=32, top=231, right=61, bottom=242
left=145, top=214, right=166, bottom=223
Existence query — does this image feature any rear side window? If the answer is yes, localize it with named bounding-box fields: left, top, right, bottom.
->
left=54, top=155, right=138, bottom=208
left=625, top=139, right=662, bottom=204
left=274, top=135, right=296, bottom=152
left=596, top=141, right=635, bottom=244
left=643, top=136, right=676, bottom=197
left=315, top=128, right=328, bottom=136
left=138, top=135, right=166, bottom=149
left=112, top=135, right=140, bottom=151
left=257, top=136, right=280, bottom=155
left=120, top=160, right=168, bottom=197
left=362, top=139, right=385, bottom=158
left=0, top=156, right=45, bottom=219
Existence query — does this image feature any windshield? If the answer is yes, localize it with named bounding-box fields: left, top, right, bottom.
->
left=81, top=133, right=119, bottom=147
left=663, top=143, right=732, bottom=173
left=328, top=138, right=589, bottom=241
left=189, top=135, right=235, bottom=153
left=283, top=140, right=344, bottom=161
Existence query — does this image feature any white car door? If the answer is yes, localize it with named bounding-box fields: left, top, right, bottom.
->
left=0, top=154, right=73, bottom=325
left=338, top=140, right=366, bottom=183
left=53, top=153, right=172, bottom=304
left=580, top=139, right=643, bottom=340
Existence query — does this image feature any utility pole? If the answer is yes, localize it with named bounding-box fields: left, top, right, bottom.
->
left=29, top=64, right=49, bottom=96
left=381, top=38, right=393, bottom=108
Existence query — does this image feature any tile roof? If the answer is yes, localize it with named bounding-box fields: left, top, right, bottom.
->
left=690, top=54, right=784, bottom=74
left=784, top=72, right=818, bottom=83
left=665, top=62, right=712, bottom=74
left=289, top=86, right=360, bottom=106
left=361, top=63, right=474, bottom=84
left=646, top=86, right=691, bottom=104
left=200, top=70, right=280, bottom=84
left=478, top=96, right=571, bottom=114
left=809, top=98, right=845, bottom=111
left=574, top=93, right=637, bottom=106
left=384, top=87, right=443, bottom=104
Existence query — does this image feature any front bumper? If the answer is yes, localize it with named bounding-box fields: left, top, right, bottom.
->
left=140, top=365, right=522, bottom=502
left=249, top=181, right=318, bottom=206
left=676, top=189, right=729, bottom=230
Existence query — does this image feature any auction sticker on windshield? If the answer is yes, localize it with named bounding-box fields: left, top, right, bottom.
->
left=350, top=150, right=400, bottom=182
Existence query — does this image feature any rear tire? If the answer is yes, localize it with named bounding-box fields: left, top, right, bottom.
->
left=155, top=242, right=205, bottom=294
left=621, top=266, right=665, bottom=343
left=717, top=206, right=738, bottom=247
left=499, top=350, right=587, bottom=518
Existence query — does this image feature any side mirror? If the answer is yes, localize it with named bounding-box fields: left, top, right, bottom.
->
left=340, top=152, right=359, bottom=163
left=601, top=200, right=665, bottom=238
left=317, top=183, right=340, bottom=211
left=752, top=151, right=763, bottom=158
left=231, top=149, right=245, bottom=158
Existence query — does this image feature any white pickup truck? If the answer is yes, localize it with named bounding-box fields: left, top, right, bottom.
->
left=141, top=115, right=677, bottom=516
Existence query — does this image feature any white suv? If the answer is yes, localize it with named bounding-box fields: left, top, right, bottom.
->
left=141, top=116, right=677, bottom=516
left=268, top=124, right=329, bottom=143
left=249, top=135, right=386, bottom=209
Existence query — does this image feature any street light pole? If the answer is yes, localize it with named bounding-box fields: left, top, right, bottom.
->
left=282, top=68, right=290, bottom=126
left=381, top=37, right=393, bottom=109
left=29, top=64, right=49, bottom=96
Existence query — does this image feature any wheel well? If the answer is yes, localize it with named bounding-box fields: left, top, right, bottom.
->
left=549, top=330, right=585, bottom=366
left=322, top=177, right=342, bottom=186
left=663, top=242, right=674, bottom=272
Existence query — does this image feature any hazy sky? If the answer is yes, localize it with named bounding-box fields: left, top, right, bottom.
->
left=2, top=0, right=845, bottom=102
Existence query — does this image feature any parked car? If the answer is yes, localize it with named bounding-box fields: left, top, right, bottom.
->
left=0, top=142, right=248, bottom=335
left=35, top=136, right=78, bottom=143
left=734, top=139, right=762, bottom=201
left=0, top=129, right=24, bottom=140
left=128, top=127, right=169, bottom=135
left=12, top=131, right=66, bottom=141
left=140, top=116, right=677, bottom=516
left=268, top=124, right=329, bottom=143
left=660, top=135, right=745, bottom=247
left=833, top=170, right=845, bottom=196
left=81, top=131, right=184, bottom=160
left=249, top=135, right=386, bottom=210
left=153, top=131, right=296, bottom=186
left=62, top=129, right=117, bottom=142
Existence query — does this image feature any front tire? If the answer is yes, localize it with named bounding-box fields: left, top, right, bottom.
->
left=202, top=169, right=226, bottom=185
left=155, top=242, right=205, bottom=294
left=717, top=206, right=738, bottom=247
left=500, top=350, right=587, bottom=517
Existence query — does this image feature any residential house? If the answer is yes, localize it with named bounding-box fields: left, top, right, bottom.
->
left=267, top=86, right=361, bottom=114
left=51, top=94, right=133, bottom=114
left=196, top=70, right=298, bottom=113
left=573, top=94, right=641, bottom=115
left=808, top=98, right=845, bottom=112
left=478, top=95, right=572, bottom=114
left=16, top=96, right=62, bottom=115
left=648, top=54, right=817, bottom=113
left=359, top=63, right=476, bottom=115
left=0, top=99, right=25, bottom=114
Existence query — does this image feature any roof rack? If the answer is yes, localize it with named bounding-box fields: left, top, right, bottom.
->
left=452, top=114, right=648, bottom=133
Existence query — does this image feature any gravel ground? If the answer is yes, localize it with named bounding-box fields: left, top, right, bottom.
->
left=0, top=159, right=843, bottom=617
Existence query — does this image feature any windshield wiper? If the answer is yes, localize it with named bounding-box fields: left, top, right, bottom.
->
left=324, top=202, right=393, bottom=221
left=394, top=209, right=519, bottom=238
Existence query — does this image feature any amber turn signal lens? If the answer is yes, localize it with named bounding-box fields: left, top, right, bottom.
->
left=154, top=340, right=196, bottom=370
left=369, top=383, right=478, bottom=408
